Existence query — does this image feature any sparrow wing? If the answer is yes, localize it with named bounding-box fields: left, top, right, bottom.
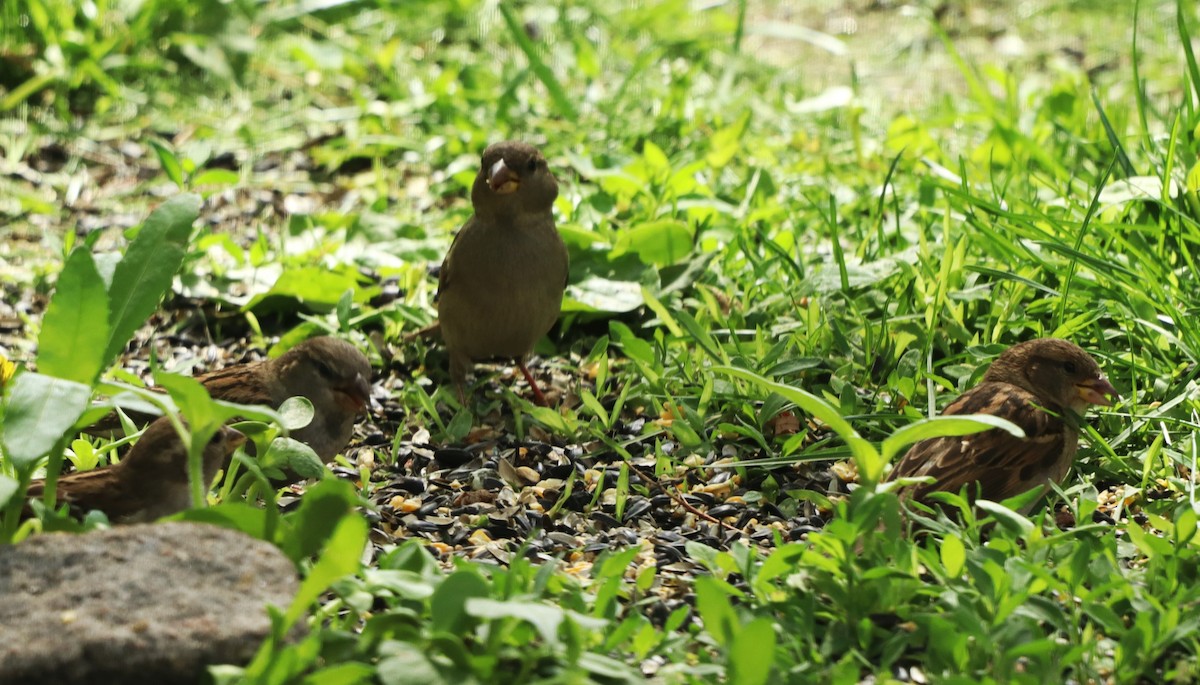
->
left=27, top=468, right=145, bottom=521
left=889, top=382, right=1072, bottom=504
left=194, top=364, right=275, bottom=406
left=436, top=216, right=477, bottom=298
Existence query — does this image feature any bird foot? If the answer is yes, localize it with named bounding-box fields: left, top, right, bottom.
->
left=518, top=361, right=550, bottom=407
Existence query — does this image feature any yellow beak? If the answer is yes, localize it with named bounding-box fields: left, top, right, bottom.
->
left=488, top=159, right=520, bottom=194
left=1076, top=377, right=1118, bottom=407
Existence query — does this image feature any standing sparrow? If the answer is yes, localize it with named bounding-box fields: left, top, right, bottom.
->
left=27, top=418, right=245, bottom=523
left=885, top=338, right=1118, bottom=512
left=435, top=141, right=570, bottom=406
left=91, top=336, right=371, bottom=473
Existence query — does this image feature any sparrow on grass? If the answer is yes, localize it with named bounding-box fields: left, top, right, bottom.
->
left=885, top=338, right=1118, bottom=513
left=190, top=336, right=372, bottom=463
left=92, top=336, right=372, bottom=467
left=27, top=418, right=245, bottom=523
left=435, top=141, right=570, bottom=406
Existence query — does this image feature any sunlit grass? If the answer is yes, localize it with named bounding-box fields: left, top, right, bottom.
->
left=3, top=0, right=1200, bottom=682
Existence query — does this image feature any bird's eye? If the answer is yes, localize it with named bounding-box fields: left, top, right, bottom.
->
left=1064, top=361, right=1078, bottom=374
left=527, top=158, right=538, bottom=172
left=313, top=359, right=337, bottom=379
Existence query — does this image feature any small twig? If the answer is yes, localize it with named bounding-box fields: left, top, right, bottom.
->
left=624, top=461, right=745, bottom=535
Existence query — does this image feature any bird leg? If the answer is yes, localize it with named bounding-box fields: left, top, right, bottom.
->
left=518, top=360, right=549, bottom=407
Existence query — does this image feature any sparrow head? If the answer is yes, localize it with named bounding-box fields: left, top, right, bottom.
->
left=124, top=417, right=245, bottom=485
left=471, top=141, right=558, bottom=218
left=984, top=338, right=1119, bottom=414
left=274, top=336, right=373, bottom=415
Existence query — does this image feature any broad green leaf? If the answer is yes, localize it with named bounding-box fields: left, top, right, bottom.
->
left=527, top=406, right=579, bottom=434
left=975, top=499, right=1035, bottom=535
left=379, top=540, right=441, bottom=574
left=37, top=247, right=110, bottom=385
left=285, top=513, right=369, bottom=627
left=149, top=140, right=185, bottom=188
left=563, top=276, right=645, bottom=313
left=242, top=266, right=366, bottom=312
left=376, top=643, right=446, bottom=685
left=941, top=534, right=966, bottom=577
left=611, top=219, right=693, bottom=266
left=578, top=388, right=609, bottom=425
left=277, top=477, right=357, bottom=562
left=2, top=373, right=92, bottom=470
left=362, top=569, right=436, bottom=599
left=468, top=597, right=553, bottom=631
left=667, top=416, right=703, bottom=448
left=155, top=372, right=218, bottom=430
left=706, top=113, right=750, bottom=167
left=335, top=289, right=353, bottom=330
left=1176, top=507, right=1199, bottom=548
left=430, top=571, right=490, bottom=634
left=729, top=617, right=777, bottom=685
left=67, top=438, right=99, bottom=470
left=212, top=398, right=284, bottom=426
left=105, top=194, right=199, bottom=363
left=278, top=395, right=316, bottom=430
left=0, top=474, right=18, bottom=509
left=693, top=575, right=738, bottom=647
left=1126, top=519, right=1169, bottom=559
left=299, top=663, right=376, bottom=685
left=641, top=140, right=670, bottom=174
left=808, top=253, right=910, bottom=294
left=154, top=370, right=263, bottom=507
left=284, top=439, right=325, bottom=480
left=578, top=653, right=639, bottom=679
left=881, top=414, right=1025, bottom=462
left=998, top=485, right=1047, bottom=514
left=190, top=168, right=240, bottom=188
left=465, top=599, right=577, bottom=648
left=173, top=502, right=270, bottom=539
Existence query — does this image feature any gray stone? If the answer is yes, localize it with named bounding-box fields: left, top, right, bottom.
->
left=0, top=521, right=299, bottom=685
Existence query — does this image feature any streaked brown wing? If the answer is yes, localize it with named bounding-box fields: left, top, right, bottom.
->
left=27, top=468, right=143, bottom=521
left=888, top=382, right=1070, bottom=503
left=194, top=365, right=273, bottom=405
left=437, top=217, right=476, bottom=298
left=86, top=362, right=272, bottom=436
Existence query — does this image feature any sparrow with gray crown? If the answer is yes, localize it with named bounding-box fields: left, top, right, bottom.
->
left=886, top=338, right=1118, bottom=512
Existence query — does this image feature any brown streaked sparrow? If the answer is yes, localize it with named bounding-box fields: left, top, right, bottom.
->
left=28, top=418, right=245, bottom=523
left=885, top=338, right=1118, bottom=513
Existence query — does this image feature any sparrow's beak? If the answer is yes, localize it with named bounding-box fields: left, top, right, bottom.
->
left=1077, top=377, right=1119, bottom=407
left=488, top=158, right=520, bottom=194
left=337, top=373, right=372, bottom=414
left=228, top=429, right=249, bottom=451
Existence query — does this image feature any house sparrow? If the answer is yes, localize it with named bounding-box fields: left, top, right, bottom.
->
left=885, top=338, right=1118, bottom=512
left=192, top=336, right=372, bottom=463
left=27, top=418, right=245, bottom=523
left=435, top=141, right=570, bottom=406
left=93, top=336, right=372, bottom=465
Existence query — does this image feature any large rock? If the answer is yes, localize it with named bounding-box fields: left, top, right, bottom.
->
left=0, top=521, right=298, bottom=685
